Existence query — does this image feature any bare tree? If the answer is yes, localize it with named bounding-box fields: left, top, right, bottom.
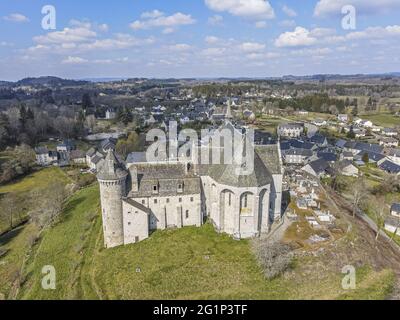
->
left=85, top=114, right=97, bottom=132
left=0, top=193, right=18, bottom=230
left=30, top=181, right=67, bottom=229
left=252, top=240, right=293, bottom=279
left=370, top=196, right=389, bottom=241
left=352, top=176, right=366, bottom=218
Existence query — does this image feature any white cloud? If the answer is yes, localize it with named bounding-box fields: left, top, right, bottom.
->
left=346, top=25, right=400, bottom=40
left=130, top=12, right=196, bottom=30
left=62, top=56, right=88, bottom=64
left=201, top=47, right=226, bottom=57
left=314, top=0, right=400, bottom=17
left=34, top=27, right=97, bottom=44
left=205, top=0, right=275, bottom=20
left=79, top=34, right=154, bottom=51
left=0, top=41, right=13, bottom=47
left=3, top=13, right=29, bottom=23
left=162, top=28, right=175, bottom=34
left=140, top=10, right=164, bottom=19
left=275, top=27, right=317, bottom=47
left=208, top=15, right=224, bottom=25
left=282, top=5, right=297, bottom=17
left=168, top=43, right=192, bottom=51
left=310, top=28, right=336, bottom=37
left=255, top=21, right=267, bottom=29
left=205, top=36, right=219, bottom=44
left=240, top=42, right=266, bottom=52
left=98, top=24, right=109, bottom=32
left=279, top=20, right=296, bottom=28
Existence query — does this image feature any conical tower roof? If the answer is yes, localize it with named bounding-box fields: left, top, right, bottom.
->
left=97, top=149, right=128, bottom=181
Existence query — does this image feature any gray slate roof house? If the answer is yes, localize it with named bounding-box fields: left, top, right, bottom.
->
left=302, top=158, right=330, bottom=177
left=391, top=203, right=400, bottom=216
left=379, top=160, right=400, bottom=174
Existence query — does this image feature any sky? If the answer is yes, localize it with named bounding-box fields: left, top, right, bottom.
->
left=0, top=0, right=400, bottom=81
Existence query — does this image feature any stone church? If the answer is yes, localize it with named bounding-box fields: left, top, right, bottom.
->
left=97, top=123, right=283, bottom=248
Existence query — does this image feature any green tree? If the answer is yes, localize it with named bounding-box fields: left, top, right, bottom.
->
left=82, top=93, right=93, bottom=110
left=116, top=132, right=140, bottom=158
left=347, top=127, right=356, bottom=139
left=117, top=107, right=133, bottom=125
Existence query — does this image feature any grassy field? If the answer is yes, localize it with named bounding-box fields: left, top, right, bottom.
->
left=0, top=167, right=74, bottom=298
left=13, top=183, right=395, bottom=300
left=20, top=185, right=100, bottom=300
left=0, top=167, right=73, bottom=234
left=0, top=167, right=72, bottom=194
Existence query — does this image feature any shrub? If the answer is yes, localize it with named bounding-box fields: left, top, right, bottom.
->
left=253, top=240, right=293, bottom=280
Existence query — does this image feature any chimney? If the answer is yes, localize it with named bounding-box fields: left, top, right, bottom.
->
left=131, top=166, right=139, bottom=193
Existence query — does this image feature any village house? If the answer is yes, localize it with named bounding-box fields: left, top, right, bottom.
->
left=35, top=147, right=58, bottom=166
left=382, top=128, right=398, bottom=137
left=105, top=108, right=117, bottom=120
left=336, top=160, right=359, bottom=177
left=384, top=203, right=400, bottom=236
left=301, top=159, right=330, bottom=178
left=69, top=150, right=87, bottom=165
left=337, top=114, right=349, bottom=123
left=86, top=147, right=105, bottom=171
left=56, top=139, right=76, bottom=153
left=379, top=137, right=399, bottom=148
left=277, top=123, right=304, bottom=138
left=387, top=149, right=400, bottom=165
left=378, top=160, right=400, bottom=174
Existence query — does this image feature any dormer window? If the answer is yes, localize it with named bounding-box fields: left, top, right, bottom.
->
left=153, top=183, right=159, bottom=194
left=177, top=182, right=184, bottom=193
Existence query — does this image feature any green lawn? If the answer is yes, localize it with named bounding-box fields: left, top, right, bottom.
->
left=0, top=167, right=72, bottom=195
left=19, top=185, right=100, bottom=300
left=0, top=167, right=73, bottom=235
left=362, top=114, right=399, bottom=128
left=0, top=167, right=75, bottom=298
left=15, top=183, right=395, bottom=300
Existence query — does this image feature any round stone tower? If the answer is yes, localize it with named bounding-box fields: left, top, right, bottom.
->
left=97, top=149, right=128, bottom=248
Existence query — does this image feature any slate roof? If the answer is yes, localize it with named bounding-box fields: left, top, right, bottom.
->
left=335, top=139, right=347, bottom=149
left=355, top=150, right=386, bottom=162
left=345, top=142, right=384, bottom=154
left=197, top=144, right=281, bottom=188
left=385, top=215, right=400, bottom=228
left=311, top=134, right=327, bottom=145
left=378, top=160, right=400, bottom=174
left=123, top=198, right=151, bottom=215
left=129, top=162, right=201, bottom=197
left=285, top=148, right=313, bottom=157
left=70, top=150, right=86, bottom=159
left=388, top=149, right=400, bottom=157
left=317, top=152, right=338, bottom=162
left=289, top=139, right=315, bottom=150
left=97, top=150, right=128, bottom=181
left=126, top=152, right=147, bottom=164
left=308, top=159, right=330, bottom=175
left=35, top=146, right=49, bottom=155
left=86, top=147, right=97, bottom=157
left=100, top=138, right=117, bottom=151
left=391, top=203, right=400, bottom=213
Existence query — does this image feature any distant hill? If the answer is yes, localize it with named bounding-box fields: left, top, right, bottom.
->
left=15, top=76, right=89, bottom=87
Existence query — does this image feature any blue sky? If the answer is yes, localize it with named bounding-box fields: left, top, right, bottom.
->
left=1, top=0, right=400, bottom=80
